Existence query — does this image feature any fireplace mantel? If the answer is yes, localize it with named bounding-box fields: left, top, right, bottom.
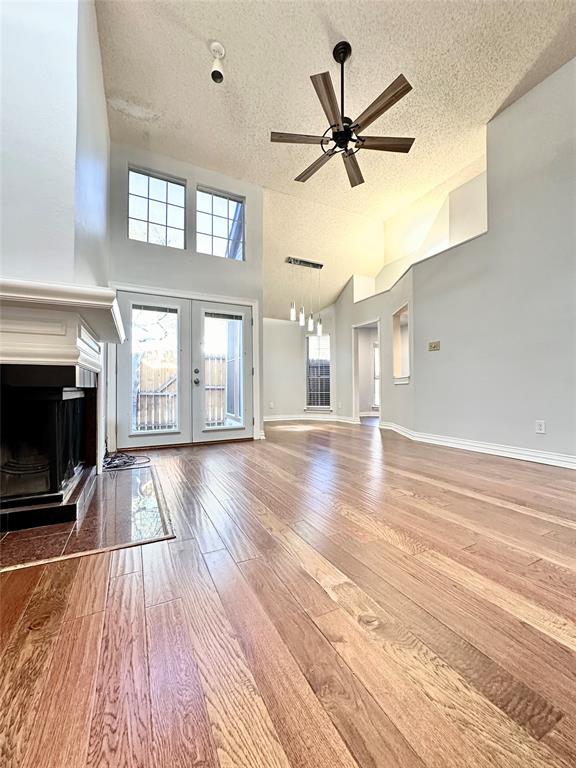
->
left=0, top=279, right=125, bottom=342
left=0, top=278, right=125, bottom=373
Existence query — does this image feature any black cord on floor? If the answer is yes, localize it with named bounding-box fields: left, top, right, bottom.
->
left=103, top=451, right=151, bottom=471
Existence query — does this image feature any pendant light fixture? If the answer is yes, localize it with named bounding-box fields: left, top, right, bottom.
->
left=316, top=316, right=323, bottom=336
left=286, top=256, right=323, bottom=330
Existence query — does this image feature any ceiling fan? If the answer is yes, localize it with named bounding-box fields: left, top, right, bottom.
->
left=271, top=41, right=414, bottom=188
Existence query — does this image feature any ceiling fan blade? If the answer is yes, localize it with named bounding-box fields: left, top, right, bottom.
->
left=356, top=136, right=415, bottom=153
left=352, top=74, right=412, bottom=133
left=271, top=131, right=330, bottom=145
left=294, top=150, right=335, bottom=183
left=342, top=150, right=364, bottom=187
left=310, top=72, right=343, bottom=131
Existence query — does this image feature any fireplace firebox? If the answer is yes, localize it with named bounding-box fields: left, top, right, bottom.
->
left=0, top=365, right=97, bottom=531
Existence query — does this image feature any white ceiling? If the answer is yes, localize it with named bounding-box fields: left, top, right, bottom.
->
left=95, top=0, right=576, bottom=314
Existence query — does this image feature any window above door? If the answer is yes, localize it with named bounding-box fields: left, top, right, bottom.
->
left=128, top=169, right=186, bottom=249
left=196, top=187, right=245, bottom=261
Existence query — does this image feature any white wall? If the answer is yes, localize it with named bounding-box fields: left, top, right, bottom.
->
left=0, top=0, right=111, bottom=289
left=449, top=172, right=487, bottom=246
left=74, top=0, right=110, bottom=286
left=263, top=320, right=306, bottom=417
left=332, top=58, right=576, bottom=460
left=413, top=58, right=575, bottom=455
left=375, top=160, right=487, bottom=293
left=1, top=0, right=78, bottom=283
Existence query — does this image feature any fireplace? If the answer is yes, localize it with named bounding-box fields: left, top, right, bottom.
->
left=0, top=365, right=97, bottom=530
left=0, top=278, right=125, bottom=530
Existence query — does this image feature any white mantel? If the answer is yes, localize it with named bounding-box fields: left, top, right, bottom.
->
left=0, top=278, right=125, bottom=372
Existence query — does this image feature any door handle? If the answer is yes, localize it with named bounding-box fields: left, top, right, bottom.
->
left=193, top=378, right=200, bottom=385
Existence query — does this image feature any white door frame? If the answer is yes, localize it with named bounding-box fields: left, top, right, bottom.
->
left=351, top=317, right=381, bottom=423
left=108, top=281, right=262, bottom=447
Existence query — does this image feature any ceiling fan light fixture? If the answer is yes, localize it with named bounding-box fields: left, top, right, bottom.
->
left=271, top=41, right=415, bottom=189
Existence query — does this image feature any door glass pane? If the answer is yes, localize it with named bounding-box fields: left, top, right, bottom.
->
left=131, top=305, right=178, bottom=432
left=203, top=313, right=243, bottom=429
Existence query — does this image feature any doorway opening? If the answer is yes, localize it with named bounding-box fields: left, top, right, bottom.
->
left=352, top=320, right=380, bottom=426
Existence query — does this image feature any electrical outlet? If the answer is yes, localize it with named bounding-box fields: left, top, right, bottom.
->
left=428, top=341, right=441, bottom=352
left=268, top=401, right=275, bottom=409
left=535, top=420, right=546, bottom=434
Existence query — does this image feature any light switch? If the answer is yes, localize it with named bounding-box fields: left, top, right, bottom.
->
left=428, top=341, right=441, bottom=352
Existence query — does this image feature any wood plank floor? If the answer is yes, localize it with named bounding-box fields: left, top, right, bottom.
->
left=1, top=421, right=575, bottom=767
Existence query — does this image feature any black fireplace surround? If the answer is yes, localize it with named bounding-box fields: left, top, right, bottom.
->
left=0, top=365, right=97, bottom=530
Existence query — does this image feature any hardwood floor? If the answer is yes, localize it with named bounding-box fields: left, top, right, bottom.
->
left=1, top=421, right=575, bottom=767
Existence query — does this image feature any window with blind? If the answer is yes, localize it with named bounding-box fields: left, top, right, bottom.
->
left=306, top=334, right=331, bottom=408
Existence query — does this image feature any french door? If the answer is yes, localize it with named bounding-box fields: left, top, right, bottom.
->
left=116, top=292, right=253, bottom=448
left=191, top=301, right=253, bottom=443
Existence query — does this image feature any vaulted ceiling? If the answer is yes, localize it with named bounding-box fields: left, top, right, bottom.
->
left=96, top=0, right=576, bottom=314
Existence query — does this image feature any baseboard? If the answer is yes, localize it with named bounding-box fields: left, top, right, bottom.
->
left=264, top=414, right=361, bottom=425
left=360, top=411, right=379, bottom=417
left=379, top=421, right=576, bottom=470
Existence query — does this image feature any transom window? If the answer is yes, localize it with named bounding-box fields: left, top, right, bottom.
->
left=306, top=334, right=331, bottom=408
left=196, top=188, right=245, bottom=261
left=128, top=170, right=186, bottom=249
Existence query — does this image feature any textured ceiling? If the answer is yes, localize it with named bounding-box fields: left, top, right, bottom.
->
left=96, top=0, right=576, bottom=315
left=96, top=0, right=576, bottom=219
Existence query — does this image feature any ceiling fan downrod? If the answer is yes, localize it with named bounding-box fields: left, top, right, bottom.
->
left=332, top=41, right=352, bottom=125
left=326, top=41, right=358, bottom=154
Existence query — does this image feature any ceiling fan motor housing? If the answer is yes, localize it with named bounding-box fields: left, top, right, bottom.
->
left=332, top=123, right=355, bottom=149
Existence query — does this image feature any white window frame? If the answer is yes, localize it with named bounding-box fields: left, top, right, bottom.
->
left=305, top=334, right=331, bottom=410
left=127, top=167, right=187, bottom=250
left=195, top=186, right=246, bottom=261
